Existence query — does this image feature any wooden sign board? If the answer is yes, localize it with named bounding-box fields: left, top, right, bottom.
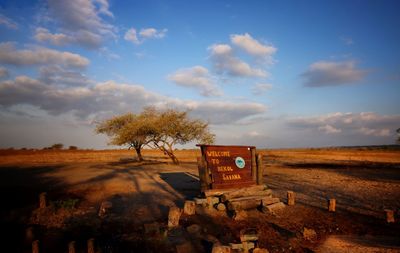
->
left=197, top=145, right=257, bottom=189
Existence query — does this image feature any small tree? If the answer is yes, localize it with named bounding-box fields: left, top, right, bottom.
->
left=96, top=107, right=215, bottom=163
left=96, top=113, right=155, bottom=161
left=397, top=128, right=400, bottom=144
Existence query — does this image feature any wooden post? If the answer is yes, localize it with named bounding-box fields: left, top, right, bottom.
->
left=384, top=209, right=395, bottom=223
left=197, top=156, right=209, bottom=192
left=87, top=238, right=95, bottom=253
left=25, top=226, right=34, bottom=242
left=32, top=240, right=39, bottom=253
left=68, top=241, right=76, bottom=253
left=39, top=192, right=47, bottom=209
left=183, top=200, right=196, bottom=215
left=328, top=199, right=336, bottom=212
left=168, top=207, right=181, bottom=228
left=256, top=154, right=264, bottom=185
left=287, top=191, right=295, bottom=206
left=251, top=148, right=257, bottom=181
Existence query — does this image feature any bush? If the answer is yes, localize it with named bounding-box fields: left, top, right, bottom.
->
left=51, top=143, right=64, bottom=150
left=68, top=145, right=78, bottom=150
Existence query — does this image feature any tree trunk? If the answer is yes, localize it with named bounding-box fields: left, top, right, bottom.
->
left=135, top=146, right=143, bottom=161
left=165, top=148, right=179, bottom=164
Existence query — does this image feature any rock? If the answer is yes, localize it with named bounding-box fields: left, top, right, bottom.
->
left=240, top=228, right=259, bottom=242
left=216, top=203, right=226, bottom=211
left=207, top=197, right=220, bottom=207
left=186, top=224, right=202, bottom=236
left=194, top=197, right=207, bottom=205
left=211, top=243, right=231, bottom=253
left=220, top=185, right=269, bottom=202
left=303, top=227, right=317, bottom=241
left=262, top=202, right=285, bottom=214
left=176, top=240, right=196, bottom=253
left=168, top=207, right=182, bottom=228
left=98, top=201, right=112, bottom=217
left=229, top=243, right=243, bottom=250
left=144, top=222, right=160, bottom=235
left=183, top=200, right=196, bottom=215
left=261, top=197, right=281, bottom=206
left=242, top=241, right=255, bottom=252
left=253, top=248, right=270, bottom=253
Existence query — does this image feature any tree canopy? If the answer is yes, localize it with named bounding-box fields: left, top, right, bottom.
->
left=96, top=107, right=215, bottom=163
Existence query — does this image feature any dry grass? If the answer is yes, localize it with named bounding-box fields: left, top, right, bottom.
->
left=1, top=147, right=399, bottom=165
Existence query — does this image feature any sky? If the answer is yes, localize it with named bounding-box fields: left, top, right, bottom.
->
left=0, top=0, right=399, bottom=149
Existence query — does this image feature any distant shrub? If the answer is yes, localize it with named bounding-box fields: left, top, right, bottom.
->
left=68, top=145, right=78, bottom=150
left=52, top=198, right=79, bottom=210
left=51, top=143, right=64, bottom=150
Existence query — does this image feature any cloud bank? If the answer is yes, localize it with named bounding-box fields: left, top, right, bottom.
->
left=35, top=0, right=116, bottom=48
left=302, top=60, right=368, bottom=87
left=0, top=75, right=266, bottom=124
left=0, top=42, right=89, bottom=68
left=287, top=112, right=399, bottom=137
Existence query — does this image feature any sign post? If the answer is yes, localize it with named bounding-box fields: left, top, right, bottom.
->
left=197, top=145, right=262, bottom=192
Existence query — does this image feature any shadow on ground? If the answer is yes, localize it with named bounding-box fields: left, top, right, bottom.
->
left=159, top=172, right=200, bottom=200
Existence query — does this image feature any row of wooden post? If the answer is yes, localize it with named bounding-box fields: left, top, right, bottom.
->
left=31, top=238, right=95, bottom=253
left=286, top=191, right=395, bottom=223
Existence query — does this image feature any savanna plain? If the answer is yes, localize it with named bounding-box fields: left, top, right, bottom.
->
left=0, top=147, right=399, bottom=252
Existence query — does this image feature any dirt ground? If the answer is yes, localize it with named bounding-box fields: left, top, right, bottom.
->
left=0, top=148, right=399, bottom=252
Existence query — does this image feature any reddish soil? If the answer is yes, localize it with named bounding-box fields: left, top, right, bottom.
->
left=0, top=148, right=399, bottom=252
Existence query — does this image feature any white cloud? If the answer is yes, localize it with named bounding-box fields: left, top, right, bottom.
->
left=288, top=112, right=399, bottom=138
left=0, top=42, right=89, bottom=68
left=0, top=67, right=9, bottom=79
left=39, top=0, right=116, bottom=48
left=302, top=60, right=368, bottom=87
left=124, top=28, right=139, bottom=44
left=357, top=127, right=390, bottom=137
left=167, top=66, right=222, bottom=96
left=0, top=76, right=266, bottom=124
left=39, top=65, right=93, bottom=87
left=34, top=27, right=73, bottom=46
left=0, top=14, right=18, bottom=30
left=139, top=28, right=167, bottom=39
left=318, top=124, right=341, bottom=134
left=208, top=43, right=267, bottom=78
left=252, top=83, right=272, bottom=95
left=231, top=33, right=276, bottom=61
left=125, top=27, right=168, bottom=44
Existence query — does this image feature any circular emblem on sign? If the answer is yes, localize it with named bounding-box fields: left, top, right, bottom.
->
left=235, top=157, right=245, bottom=169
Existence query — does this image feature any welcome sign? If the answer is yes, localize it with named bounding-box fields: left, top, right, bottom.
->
left=198, top=145, right=257, bottom=189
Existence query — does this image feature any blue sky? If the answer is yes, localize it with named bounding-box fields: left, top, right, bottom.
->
left=0, top=0, right=399, bottom=149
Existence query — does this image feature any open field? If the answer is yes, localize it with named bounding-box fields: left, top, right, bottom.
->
left=0, top=147, right=399, bottom=252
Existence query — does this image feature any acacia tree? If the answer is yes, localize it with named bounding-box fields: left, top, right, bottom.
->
left=149, top=108, right=215, bottom=164
left=95, top=112, right=156, bottom=161
left=96, top=107, right=215, bottom=163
